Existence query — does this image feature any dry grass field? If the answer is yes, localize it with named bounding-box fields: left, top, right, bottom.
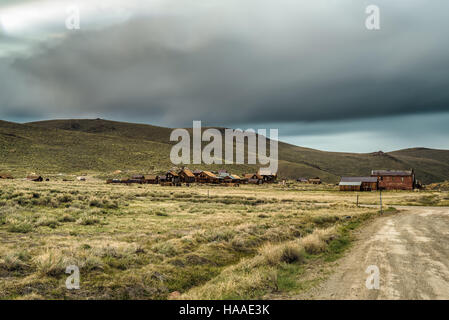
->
left=1, top=179, right=448, bottom=300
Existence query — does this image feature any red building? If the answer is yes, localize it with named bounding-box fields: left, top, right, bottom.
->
left=371, top=170, right=415, bottom=190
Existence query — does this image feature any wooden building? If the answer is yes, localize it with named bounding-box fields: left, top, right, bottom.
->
left=371, top=170, right=415, bottom=190
left=218, top=172, right=232, bottom=184
left=339, top=181, right=362, bottom=191
left=243, top=173, right=263, bottom=184
left=218, top=173, right=241, bottom=185
left=308, top=177, right=322, bottom=185
left=197, top=171, right=218, bottom=184
left=339, top=177, right=378, bottom=191
left=158, top=175, right=168, bottom=183
left=179, top=168, right=195, bottom=183
left=144, top=175, right=158, bottom=184
left=166, top=171, right=180, bottom=184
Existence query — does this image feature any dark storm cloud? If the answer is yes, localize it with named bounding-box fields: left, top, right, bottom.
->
left=1, top=0, right=449, bottom=128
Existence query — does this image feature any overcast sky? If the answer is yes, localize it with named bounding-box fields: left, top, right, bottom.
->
left=0, top=0, right=448, bottom=152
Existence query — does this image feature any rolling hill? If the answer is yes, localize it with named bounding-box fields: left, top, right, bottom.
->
left=1, top=119, right=449, bottom=183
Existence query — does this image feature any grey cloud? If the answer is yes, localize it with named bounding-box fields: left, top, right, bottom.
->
left=1, top=0, right=449, bottom=129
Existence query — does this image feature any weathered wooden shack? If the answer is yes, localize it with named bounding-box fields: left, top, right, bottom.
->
left=179, top=168, right=195, bottom=183
left=243, top=173, right=263, bottom=184
left=166, top=171, right=180, bottom=184
left=371, top=170, right=415, bottom=190
left=197, top=171, right=218, bottom=184
left=144, top=175, right=158, bottom=184
left=339, top=177, right=378, bottom=191
left=339, top=181, right=362, bottom=191
left=308, top=177, right=322, bottom=185
left=218, top=172, right=232, bottom=184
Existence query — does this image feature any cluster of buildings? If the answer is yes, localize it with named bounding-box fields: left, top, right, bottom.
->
left=1, top=168, right=422, bottom=191
left=106, top=168, right=277, bottom=186
left=339, top=170, right=418, bottom=191
left=296, top=177, right=322, bottom=184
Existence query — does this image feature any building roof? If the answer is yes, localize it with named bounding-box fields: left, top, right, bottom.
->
left=371, top=170, right=413, bottom=176
left=339, top=181, right=362, bottom=186
left=341, top=177, right=378, bottom=183
left=231, top=175, right=241, bottom=179
left=144, top=175, right=157, bottom=180
left=167, top=171, right=179, bottom=176
left=201, top=171, right=217, bottom=178
left=180, top=169, right=195, bottom=177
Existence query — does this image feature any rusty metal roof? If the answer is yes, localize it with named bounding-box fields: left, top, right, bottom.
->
left=180, top=169, right=195, bottom=177
left=341, top=177, right=378, bottom=183
left=371, top=170, right=413, bottom=176
left=201, top=171, right=217, bottom=178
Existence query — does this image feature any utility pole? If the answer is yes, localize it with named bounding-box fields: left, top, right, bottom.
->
left=380, top=189, right=383, bottom=214
left=356, top=193, right=359, bottom=207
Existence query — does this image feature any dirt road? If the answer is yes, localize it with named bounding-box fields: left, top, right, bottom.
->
left=304, top=206, right=449, bottom=300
